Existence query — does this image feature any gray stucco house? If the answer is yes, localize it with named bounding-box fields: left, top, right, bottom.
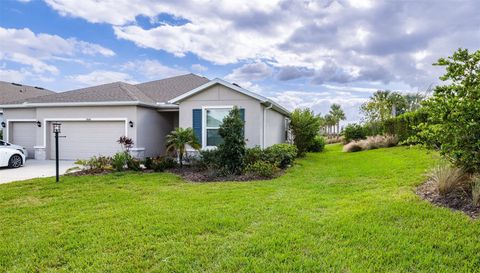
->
left=0, top=74, right=290, bottom=160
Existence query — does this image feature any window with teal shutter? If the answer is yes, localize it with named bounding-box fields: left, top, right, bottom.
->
left=192, top=109, right=202, bottom=145
left=240, top=108, right=245, bottom=137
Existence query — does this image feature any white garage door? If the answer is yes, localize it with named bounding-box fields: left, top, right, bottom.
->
left=11, top=122, right=36, bottom=159
left=50, top=121, right=125, bottom=160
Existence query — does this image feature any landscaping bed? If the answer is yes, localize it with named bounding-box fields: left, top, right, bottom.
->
left=417, top=179, right=480, bottom=219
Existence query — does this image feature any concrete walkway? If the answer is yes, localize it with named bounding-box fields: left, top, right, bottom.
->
left=0, top=160, right=77, bottom=184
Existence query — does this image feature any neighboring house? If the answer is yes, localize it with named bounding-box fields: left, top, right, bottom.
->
left=0, top=81, right=54, bottom=143
left=0, top=74, right=290, bottom=160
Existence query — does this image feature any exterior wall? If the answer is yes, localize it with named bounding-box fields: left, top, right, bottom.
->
left=136, top=107, right=176, bottom=157
left=2, top=106, right=138, bottom=159
left=264, top=107, right=286, bottom=147
left=178, top=84, right=263, bottom=148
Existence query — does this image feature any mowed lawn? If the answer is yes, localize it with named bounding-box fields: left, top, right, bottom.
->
left=1, top=145, right=479, bottom=272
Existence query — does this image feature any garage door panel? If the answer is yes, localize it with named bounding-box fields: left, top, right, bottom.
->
left=50, top=121, right=125, bottom=160
left=11, top=122, right=36, bottom=159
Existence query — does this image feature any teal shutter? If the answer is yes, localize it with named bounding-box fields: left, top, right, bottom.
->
left=239, top=108, right=245, bottom=121
left=192, top=109, right=202, bottom=145
left=239, top=108, right=245, bottom=137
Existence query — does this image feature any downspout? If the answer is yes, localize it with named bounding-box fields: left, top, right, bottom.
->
left=263, top=102, right=273, bottom=149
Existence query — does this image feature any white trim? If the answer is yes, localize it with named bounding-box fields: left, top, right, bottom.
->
left=34, top=118, right=129, bottom=149
left=4, top=119, right=37, bottom=142
left=201, top=105, right=233, bottom=149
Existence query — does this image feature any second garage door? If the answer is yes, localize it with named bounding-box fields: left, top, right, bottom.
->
left=11, top=122, right=36, bottom=159
left=50, top=121, right=125, bottom=160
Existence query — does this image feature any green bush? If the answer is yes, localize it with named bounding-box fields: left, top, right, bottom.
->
left=74, top=156, right=112, bottom=172
left=199, top=149, right=221, bottom=169
left=309, top=135, right=326, bottom=152
left=383, top=110, right=428, bottom=143
left=112, top=151, right=129, bottom=171
left=418, top=49, right=480, bottom=174
left=217, top=107, right=246, bottom=175
left=144, top=157, right=153, bottom=169
left=150, top=156, right=177, bottom=172
left=244, top=146, right=264, bottom=166
left=290, top=108, right=322, bottom=156
left=342, top=124, right=366, bottom=143
left=127, top=158, right=142, bottom=171
left=265, top=143, right=298, bottom=169
left=245, top=161, right=279, bottom=178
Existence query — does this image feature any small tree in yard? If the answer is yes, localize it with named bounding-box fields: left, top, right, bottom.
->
left=419, top=48, right=480, bottom=174
left=166, top=127, right=200, bottom=167
left=217, top=107, right=246, bottom=175
left=290, top=108, right=322, bottom=156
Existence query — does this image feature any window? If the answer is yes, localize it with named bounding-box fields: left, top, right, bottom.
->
left=204, top=107, right=231, bottom=147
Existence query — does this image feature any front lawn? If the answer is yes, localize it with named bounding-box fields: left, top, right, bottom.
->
left=1, top=145, right=479, bottom=272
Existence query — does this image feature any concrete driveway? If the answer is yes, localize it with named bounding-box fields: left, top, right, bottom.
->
left=0, top=160, right=77, bottom=184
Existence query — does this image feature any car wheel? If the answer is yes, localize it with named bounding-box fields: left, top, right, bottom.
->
left=8, top=154, right=23, bottom=168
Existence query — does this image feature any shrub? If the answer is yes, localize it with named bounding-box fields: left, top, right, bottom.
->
left=472, top=177, right=480, bottom=207
left=245, top=161, right=279, bottom=178
left=290, top=108, right=322, bottom=156
left=112, top=151, right=129, bottom=171
left=117, top=136, right=134, bottom=152
left=127, top=157, right=142, bottom=171
left=343, top=135, right=398, bottom=152
left=343, top=142, right=363, bottom=152
left=418, top=49, right=480, bottom=174
left=144, top=157, right=153, bottom=169
left=151, top=156, right=177, bottom=172
left=217, top=107, right=246, bottom=175
left=309, top=136, right=326, bottom=152
left=73, top=156, right=112, bottom=173
left=342, top=124, right=366, bottom=143
left=244, top=146, right=264, bottom=166
left=265, top=143, right=298, bottom=169
left=198, top=149, right=221, bottom=169
left=428, top=164, right=469, bottom=196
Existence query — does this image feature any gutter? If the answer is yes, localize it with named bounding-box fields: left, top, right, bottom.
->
left=263, top=102, right=273, bottom=149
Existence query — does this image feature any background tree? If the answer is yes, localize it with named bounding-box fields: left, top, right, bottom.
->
left=166, top=127, right=200, bottom=167
left=217, top=106, right=246, bottom=175
left=290, top=108, right=322, bottom=156
left=329, top=104, right=346, bottom=135
left=361, top=90, right=407, bottom=122
left=323, top=114, right=335, bottom=137
left=419, top=48, right=480, bottom=174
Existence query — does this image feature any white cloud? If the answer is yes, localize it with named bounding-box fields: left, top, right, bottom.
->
left=0, top=68, right=27, bottom=82
left=121, top=59, right=186, bottom=80
left=191, top=64, right=207, bottom=72
left=225, top=61, right=272, bottom=82
left=0, top=27, right=115, bottom=76
left=41, top=0, right=480, bottom=89
left=68, top=70, right=134, bottom=86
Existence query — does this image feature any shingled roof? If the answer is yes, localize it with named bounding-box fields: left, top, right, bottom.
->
left=0, top=81, right=54, bottom=104
left=4, top=73, right=210, bottom=106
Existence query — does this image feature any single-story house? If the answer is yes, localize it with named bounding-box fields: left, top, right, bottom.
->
left=0, top=74, right=290, bottom=160
left=0, top=81, right=54, bottom=151
left=0, top=81, right=54, bottom=129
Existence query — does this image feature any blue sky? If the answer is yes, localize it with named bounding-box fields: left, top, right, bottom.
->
left=1, top=0, right=479, bottom=122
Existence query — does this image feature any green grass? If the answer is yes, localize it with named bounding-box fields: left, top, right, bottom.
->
left=1, top=144, right=479, bottom=272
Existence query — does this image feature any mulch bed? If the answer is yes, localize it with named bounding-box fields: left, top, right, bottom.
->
left=417, top=179, right=480, bottom=219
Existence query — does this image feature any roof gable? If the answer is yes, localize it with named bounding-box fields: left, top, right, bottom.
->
left=168, top=78, right=290, bottom=116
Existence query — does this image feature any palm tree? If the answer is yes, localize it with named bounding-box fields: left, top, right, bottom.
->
left=166, top=127, right=201, bottom=167
left=329, top=104, right=346, bottom=136
left=324, top=114, right=334, bottom=137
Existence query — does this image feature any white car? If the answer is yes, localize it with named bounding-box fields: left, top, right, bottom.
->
left=0, top=147, right=25, bottom=168
left=0, top=140, right=28, bottom=158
